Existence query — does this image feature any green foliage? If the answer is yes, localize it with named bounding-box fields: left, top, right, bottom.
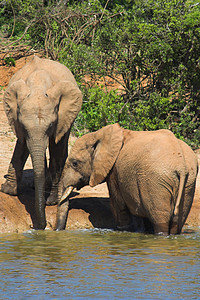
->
left=0, top=0, right=199, bottom=147
left=130, top=93, right=172, bottom=131
left=4, top=56, right=16, bottom=66
left=73, top=86, right=131, bottom=135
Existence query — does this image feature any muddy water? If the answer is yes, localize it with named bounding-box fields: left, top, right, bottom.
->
left=0, top=228, right=200, bottom=299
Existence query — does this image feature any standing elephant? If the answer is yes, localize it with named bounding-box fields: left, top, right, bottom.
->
left=56, top=123, right=198, bottom=234
left=1, top=56, right=82, bottom=229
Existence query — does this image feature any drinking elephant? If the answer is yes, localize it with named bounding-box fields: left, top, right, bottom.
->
left=1, top=56, right=82, bottom=229
left=56, top=123, right=198, bottom=234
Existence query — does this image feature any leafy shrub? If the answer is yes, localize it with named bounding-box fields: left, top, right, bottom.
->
left=130, top=93, right=172, bottom=131
left=73, top=86, right=131, bottom=135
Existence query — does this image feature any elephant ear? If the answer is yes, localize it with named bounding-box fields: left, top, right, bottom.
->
left=3, top=79, right=30, bottom=139
left=47, top=81, right=82, bottom=144
left=89, top=123, right=124, bottom=187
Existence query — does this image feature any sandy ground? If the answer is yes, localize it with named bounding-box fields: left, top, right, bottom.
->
left=0, top=55, right=199, bottom=233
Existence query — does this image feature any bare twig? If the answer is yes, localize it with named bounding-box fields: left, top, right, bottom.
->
left=100, top=0, right=110, bottom=22
left=190, top=2, right=200, bottom=8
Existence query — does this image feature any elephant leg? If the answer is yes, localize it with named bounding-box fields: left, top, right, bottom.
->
left=153, top=223, right=170, bottom=235
left=107, top=173, right=132, bottom=230
left=150, top=204, right=172, bottom=235
left=149, top=208, right=172, bottom=235
left=114, top=202, right=132, bottom=231
left=109, top=190, right=131, bottom=230
left=46, top=132, right=70, bottom=205
left=170, top=183, right=195, bottom=234
left=152, top=183, right=195, bottom=235
left=1, top=138, right=29, bottom=195
left=126, top=216, right=153, bottom=233
left=139, top=185, right=174, bottom=235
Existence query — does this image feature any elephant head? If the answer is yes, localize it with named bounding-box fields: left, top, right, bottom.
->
left=4, top=76, right=82, bottom=144
left=3, top=69, right=82, bottom=229
left=56, top=123, right=123, bottom=230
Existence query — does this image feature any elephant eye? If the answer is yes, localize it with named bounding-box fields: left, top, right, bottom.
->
left=72, top=160, right=78, bottom=168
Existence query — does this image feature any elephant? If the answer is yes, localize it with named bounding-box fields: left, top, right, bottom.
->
left=55, top=123, right=198, bottom=234
left=1, top=56, right=82, bottom=229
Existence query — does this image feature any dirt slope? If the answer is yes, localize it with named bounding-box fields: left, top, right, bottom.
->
left=0, top=55, right=199, bottom=233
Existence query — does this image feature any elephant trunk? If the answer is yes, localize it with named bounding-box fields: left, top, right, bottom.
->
left=28, top=142, right=47, bottom=230
left=55, top=182, right=73, bottom=230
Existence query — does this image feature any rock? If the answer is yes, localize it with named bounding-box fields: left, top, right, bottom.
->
left=0, top=193, right=31, bottom=233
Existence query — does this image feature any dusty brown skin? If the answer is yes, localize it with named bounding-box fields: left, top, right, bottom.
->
left=1, top=56, right=82, bottom=229
left=56, top=124, right=198, bottom=234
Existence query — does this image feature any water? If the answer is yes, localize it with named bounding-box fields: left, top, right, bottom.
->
left=0, top=228, right=200, bottom=299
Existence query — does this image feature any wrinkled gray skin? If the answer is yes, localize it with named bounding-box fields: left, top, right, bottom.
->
left=56, top=123, right=198, bottom=234
left=1, top=56, right=82, bottom=229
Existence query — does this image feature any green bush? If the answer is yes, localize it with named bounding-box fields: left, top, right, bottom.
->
left=73, top=86, right=131, bottom=135
left=130, top=93, right=172, bottom=131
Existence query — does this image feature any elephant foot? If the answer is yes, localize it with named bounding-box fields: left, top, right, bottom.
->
left=169, top=215, right=181, bottom=235
left=46, top=192, right=58, bottom=206
left=1, top=180, right=18, bottom=196
left=34, top=219, right=47, bottom=230
left=153, top=223, right=169, bottom=235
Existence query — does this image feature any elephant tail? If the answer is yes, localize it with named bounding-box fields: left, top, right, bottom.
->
left=174, top=172, right=187, bottom=216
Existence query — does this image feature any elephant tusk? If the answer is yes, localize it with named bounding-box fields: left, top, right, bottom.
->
left=59, top=186, right=74, bottom=205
